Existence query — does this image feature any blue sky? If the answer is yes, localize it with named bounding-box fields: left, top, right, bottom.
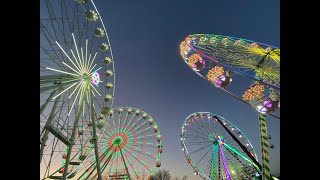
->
left=87, top=0, right=280, bottom=178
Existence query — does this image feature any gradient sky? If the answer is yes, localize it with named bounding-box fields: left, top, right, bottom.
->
left=91, top=0, right=280, bottom=178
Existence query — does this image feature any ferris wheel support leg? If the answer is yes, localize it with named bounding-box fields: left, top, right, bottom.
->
left=209, top=144, right=218, bottom=180
left=89, top=89, right=103, bottom=180
left=40, top=89, right=61, bottom=163
left=120, top=149, right=131, bottom=180
left=62, top=82, right=88, bottom=180
left=40, top=89, right=57, bottom=115
left=217, top=147, right=221, bottom=179
left=258, top=114, right=271, bottom=180
left=84, top=148, right=114, bottom=180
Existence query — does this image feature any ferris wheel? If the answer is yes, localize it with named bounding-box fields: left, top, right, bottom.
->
left=180, top=34, right=279, bottom=117
left=181, top=112, right=259, bottom=180
left=70, top=107, right=163, bottom=180
left=40, top=0, right=115, bottom=179
left=179, top=34, right=280, bottom=180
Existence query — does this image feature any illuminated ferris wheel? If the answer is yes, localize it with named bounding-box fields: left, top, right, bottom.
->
left=40, top=0, right=115, bottom=179
left=180, top=112, right=259, bottom=180
left=179, top=34, right=280, bottom=180
left=72, top=107, right=163, bottom=180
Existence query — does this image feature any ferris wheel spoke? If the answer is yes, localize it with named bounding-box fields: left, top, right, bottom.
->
left=90, top=84, right=101, bottom=96
left=110, top=115, right=117, bottom=134
left=72, top=33, right=85, bottom=72
left=123, top=147, right=153, bottom=172
left=124, top=116, right=143, bottom=135
left=195, top=146, right=212, bottom=167
left=43, top=0, right=65, bottom=56
left=188, top=143, right=212, bottom=155
left=46, top=0, right=69, bottom=49
left=45, top=67, right=80, bottom=77
left=116, top=112, right=123, bottom=134
left=56, top=40, right=82, bottom=74
left=70, top=49, right=83, bottom=72
left=184, top=141, right=211, bottom=147
left=40, top=43, right=64, bottom=70
left=80, top=47, right=85, bottom=72
left=87, top=52, right=98, bottom=73
left=122, top=113, right=137, bottom=134
left=131, top=124, right=151, bottom=137
left=88, top=64, right=97, bottom=75
left=198, top=115, right=214, bottom=135
left=186, top=122, right=209, bottom=139
left=127, top=138, right=158, bottom=149
left=101, top=124, right=116, bottom=138
left=187, top=128, right=208, bottom=143
left=183, top=133, right=208, bottom=141
left=119, top=112, right=129, bottom=133
left=68, top=85, right=83, bottom=117
left=62, top=61, right=81, bottom=75
left=53, top=81, right=80, bottom=100
left=127, top=134, right=157, bottom=142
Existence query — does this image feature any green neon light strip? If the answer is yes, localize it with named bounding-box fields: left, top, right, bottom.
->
left=111, top=114, right=117, bottom=133
left=123, top=113, right=137, bottom=134
left=101, top=127, right=113, bottom=139
left=117, top=110, right=123, bottom=133
left=122, top=113, right=136, bottom=134
left=124, top=115, right=143, bottom=134
left=113, top=151, right=118, bottom=173
left=131, top=119, right=148, bottom=133
left=120, top=112, right=129, bottom=132
left=106, top=152, right=115, bottom=174
left=210, top=144, right=218, bottom=179
left=108, top=115, right=116, bottom=134
left=135, top=126, right=151, bottom=135
left=123, top=147, right=152, bottom=172
left=223, top=143, right=259, bottom=170
left=127, top=134, right=155, bottom=141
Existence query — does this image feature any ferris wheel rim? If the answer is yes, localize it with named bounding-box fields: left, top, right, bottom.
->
left=181, top=112, right=258, bottom=179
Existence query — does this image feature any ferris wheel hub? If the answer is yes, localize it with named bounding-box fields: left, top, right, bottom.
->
left=107, top=132, right=128, bottom=152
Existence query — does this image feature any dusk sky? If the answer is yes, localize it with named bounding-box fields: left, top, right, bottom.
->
left=92, top=0, right=280, bottom=178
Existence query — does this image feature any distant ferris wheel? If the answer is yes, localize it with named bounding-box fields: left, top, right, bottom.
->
left=180, top=112, right=259, bottom=180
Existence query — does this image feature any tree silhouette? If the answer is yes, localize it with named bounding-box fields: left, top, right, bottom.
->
left=147, top=169, right=188, bottom=180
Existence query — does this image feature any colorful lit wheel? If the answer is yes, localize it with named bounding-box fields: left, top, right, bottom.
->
left=180, top=34, right=280, bottom=180
left=181, top=112, right=259, bottom=180
left=74, top=107, right=163, bottom=179
left=40, top=0, right=115, bottom=179
left=180, top=34, right=280, bottom=117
